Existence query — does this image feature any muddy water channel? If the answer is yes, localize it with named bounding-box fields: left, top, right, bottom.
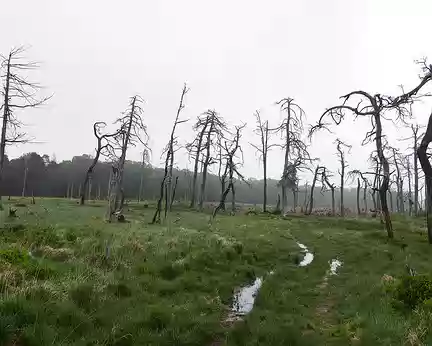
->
left=229, top=242, right=316, bottom=318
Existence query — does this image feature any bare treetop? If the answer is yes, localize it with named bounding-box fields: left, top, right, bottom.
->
left=113, top=95, right=149, bottom=153
left=1, top=46, right=52, bottom=145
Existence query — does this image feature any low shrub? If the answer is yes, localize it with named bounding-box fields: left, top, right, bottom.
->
left=393, top=275, right=432, bottom=309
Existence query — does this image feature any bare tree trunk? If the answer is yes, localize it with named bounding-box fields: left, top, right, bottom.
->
left=190, top=124, right=207, bottom=209
left=22, top=165, right=28, bottom=198
left=417, top=113, right=432, bottom=243
left=88, top=177, right=92, bottom=201
left=199, top=120, right=215, bottom=210
left=389, top=190, right=393, bottom=213
left=292, top=187, right=298, bottom=211
left=356, top=178, right=361, bottom=215
left=303, top=184, right=308, bottom=211
left=263, top=152, right=268, bottom=212
left=340, top=165, right=345, bottom=216
left=330, top=188, right=335, bottom=216
left=0, top=53, right=12, bottom=202
left=213, top=182, right=233, bottom=219
left=231, top=184, right=236, bottom=213
left=170, top=176, right=179, bottom=210
left=363, top=180, right=368, bottom=213
left=306, top=167, right=319, bottom=215
left=414, top=128, right=419, bottom=216
left=275, top=193, right=281, bottom=212
left=407, top=158, right=413, bottom=216
left=106, top=166, right=119, bottom=222
left=78, top=184, right=82, bottom=200
left=375, top=114, right=393, bottom=238
left=97, top=184, right=101, bottom=200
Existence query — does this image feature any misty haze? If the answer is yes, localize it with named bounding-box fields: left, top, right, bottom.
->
left=0, top=0, right=432, bottom=345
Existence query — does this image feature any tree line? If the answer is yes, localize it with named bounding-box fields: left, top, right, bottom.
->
left=1, top=46, right=432, bottom=239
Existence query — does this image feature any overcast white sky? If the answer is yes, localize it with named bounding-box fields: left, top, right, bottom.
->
left=1, top=0, right=432, bottom=183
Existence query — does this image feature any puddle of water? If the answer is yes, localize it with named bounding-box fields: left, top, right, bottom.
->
left=329, top=259, right=342, bottom=275
left=231, top=277, right=263, bottom=315
left=297, top=242, right=314, bottom=266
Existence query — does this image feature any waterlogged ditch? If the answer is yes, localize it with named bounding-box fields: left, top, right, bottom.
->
left=297, top=242, right=314, bottom=266
left=228, top=241, right=316, bottom=320
left=329, top=259, right=342, bottom=275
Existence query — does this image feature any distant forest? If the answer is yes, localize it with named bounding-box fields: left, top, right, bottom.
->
left=3, top=152, right=419, bottom=212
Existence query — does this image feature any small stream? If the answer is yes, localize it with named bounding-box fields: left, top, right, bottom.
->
left=329, top=259, right=342, bottom=275
left=229, top=241, right=316, bottom=318
left=231, top=277, right=263, bottom=315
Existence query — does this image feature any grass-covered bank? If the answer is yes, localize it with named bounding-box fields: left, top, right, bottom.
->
left=0, top=198, right=431, bottom=345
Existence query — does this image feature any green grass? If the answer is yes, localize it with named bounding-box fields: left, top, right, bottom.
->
left=0, top=198, right=431, bottom=345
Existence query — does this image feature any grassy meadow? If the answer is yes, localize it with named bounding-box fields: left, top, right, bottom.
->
left=0, top=198, right=431, bottom=345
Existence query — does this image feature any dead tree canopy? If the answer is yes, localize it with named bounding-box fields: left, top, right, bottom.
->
left=106, top=95, right=149, bottom=222
left=80, top=122, right=118, bottom=205
left=152, top=83, right=189, bottom=224
left=308, top=62, right=432, bottom=238
left=250, top=110, right=278, bottom=212
left=276, top=97, right=310, bottom=213
left=212, top=123, right=248, bottom=219
left=0, top=46, right=52, bottom=200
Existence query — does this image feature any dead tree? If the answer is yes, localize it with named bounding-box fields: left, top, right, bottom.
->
left=106, top=95, right=149, bottom=222
left=334, top=139, right=351, bottom=216
left=212, top=124, right=248, bottom=220
left=348, top=170, right=369, bottom=215
left=412, top=125, right=421, bottom=216
left=186, top=115, right=210, bottom=208
left=309, top=64, right=432, bottom=238
left=152, top=84, right=189, bottom=224
left=417, top=113, right=432, bottom=243
left=80, top=122, right=117, bottom=205
left=250, top=110, right=277, bottom=212
left=306, top=166, right=325, bottom=215
left=321, top=168, right=336, bottom=215
left=276, top=97, right=309, bottom=213
left=21, top=155, right=28, bottom=197
left=138, top=149, right=150, bottom=203
left=400, top=124, right=423, bottom=216
left=0, top=47, right=51, bottom=202
left=391, top=148, right=404, bottom=213
left=402, top=155, right=413, bottom=216
left=198, top=110, right=226, bottom=211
